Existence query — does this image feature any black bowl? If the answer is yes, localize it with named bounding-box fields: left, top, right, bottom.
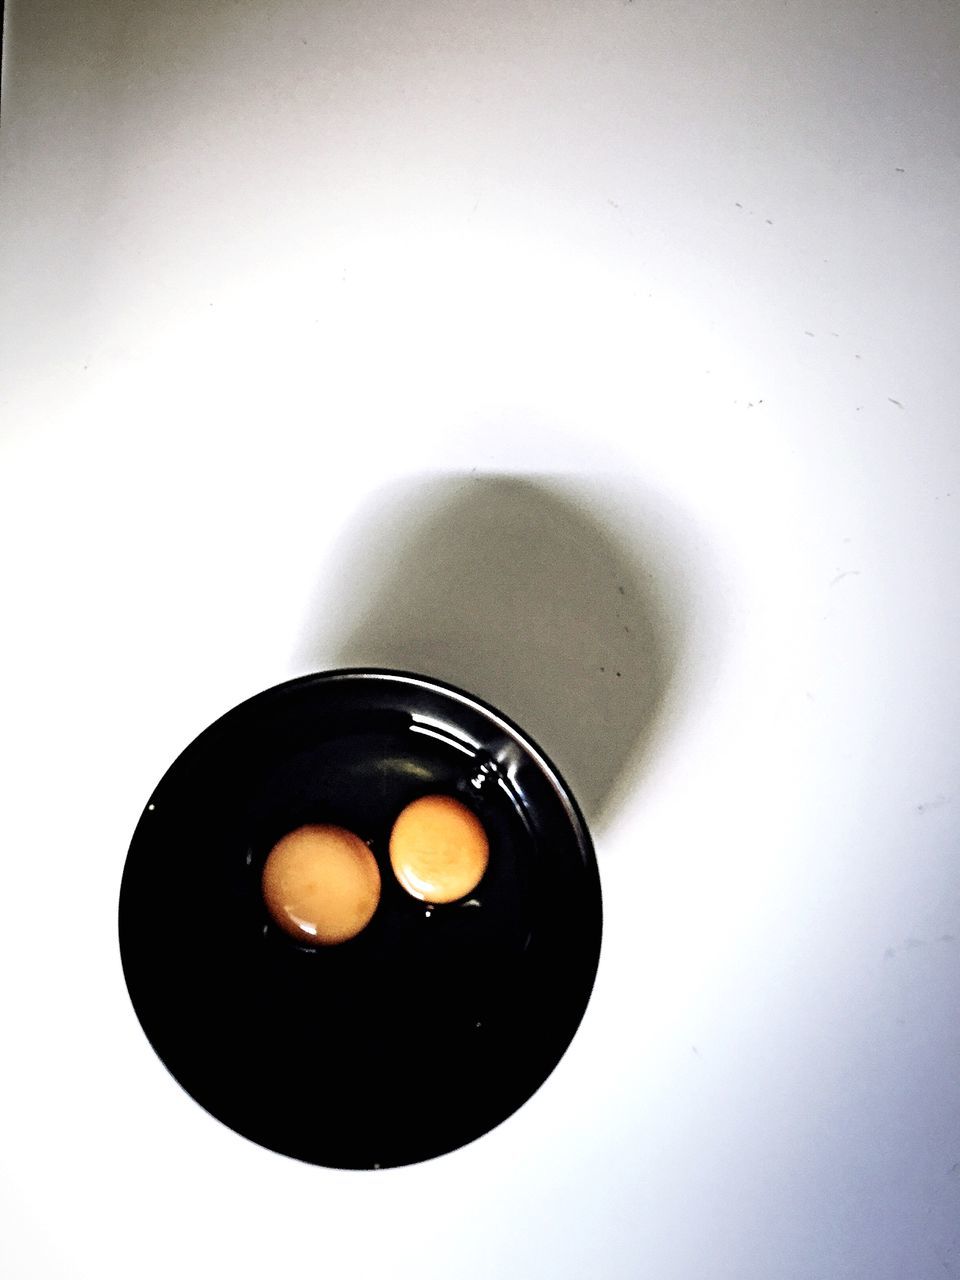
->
left=118, top=669, right=602, bottom=1168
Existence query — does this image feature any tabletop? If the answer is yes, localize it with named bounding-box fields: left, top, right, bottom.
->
left=2, top=2, right=959, bottom=1277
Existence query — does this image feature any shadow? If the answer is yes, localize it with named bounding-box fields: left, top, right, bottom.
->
left=297, top=473, right=703, bottom=832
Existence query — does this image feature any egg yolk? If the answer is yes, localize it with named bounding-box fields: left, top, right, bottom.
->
left=389, top=795, right=489, bottom=904
left=261, top=825, right=381, bottom=945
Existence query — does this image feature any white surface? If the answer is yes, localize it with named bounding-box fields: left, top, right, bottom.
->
left=2, top=1, right=960, bottom=1277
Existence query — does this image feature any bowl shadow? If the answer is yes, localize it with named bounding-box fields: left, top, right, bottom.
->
left=297, top=473, right=703, bottom=832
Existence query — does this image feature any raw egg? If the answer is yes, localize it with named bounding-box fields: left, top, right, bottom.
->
left=389, top=794, right=489, bottom=903
left=261, top=824, right=381, bottom=944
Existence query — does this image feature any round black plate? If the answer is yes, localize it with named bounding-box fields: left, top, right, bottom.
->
left=118, top=670, right=602, bottom=1168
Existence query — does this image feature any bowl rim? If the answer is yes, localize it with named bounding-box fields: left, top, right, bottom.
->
left=199, top=665, right=596, bottom=868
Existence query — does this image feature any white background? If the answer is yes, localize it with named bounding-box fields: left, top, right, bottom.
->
left=2, top=1, right=960, bottom=1276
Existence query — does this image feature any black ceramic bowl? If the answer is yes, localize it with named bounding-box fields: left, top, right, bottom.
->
left=119, top=669, right=602, bottom=1168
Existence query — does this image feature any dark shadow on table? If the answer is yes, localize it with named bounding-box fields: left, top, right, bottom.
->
left=297, top=473, right=703, bottom=833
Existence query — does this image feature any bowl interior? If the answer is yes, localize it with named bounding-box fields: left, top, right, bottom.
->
left=119, top=670, right=602, bottom=1168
